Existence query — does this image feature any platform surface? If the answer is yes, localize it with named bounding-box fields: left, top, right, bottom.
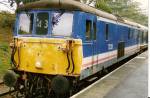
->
left=71, top=51, right=148, bottom=98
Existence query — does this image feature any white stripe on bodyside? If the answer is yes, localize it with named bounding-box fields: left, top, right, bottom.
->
left=82, top=49, right=117, bottom=70
left=82, top=45, right=139, bottom=70
left=97, top=16, right=139, bottom=29
left=125, top=44, right=139, bottom=54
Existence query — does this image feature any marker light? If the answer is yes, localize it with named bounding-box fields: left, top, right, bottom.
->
left=35, top=61, right=42, bottom=69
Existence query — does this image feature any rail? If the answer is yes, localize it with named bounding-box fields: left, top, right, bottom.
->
left=0, top=81, right=15, bottom=97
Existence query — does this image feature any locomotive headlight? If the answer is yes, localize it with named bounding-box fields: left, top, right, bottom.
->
left=35, top=61, right=42, bottom=69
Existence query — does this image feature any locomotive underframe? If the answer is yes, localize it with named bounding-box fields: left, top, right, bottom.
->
left=11, top=70, right=79, bottom=98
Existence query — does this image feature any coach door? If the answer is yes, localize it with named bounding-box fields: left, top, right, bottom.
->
left=117, top=41, right=125, bottom=58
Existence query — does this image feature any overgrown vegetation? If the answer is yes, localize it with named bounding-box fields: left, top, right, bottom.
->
left=0, top=42, right=11, bottom=78
left=0, top=11, right=14, bottom=79
left=82, top=0, right=148, bottom=26
left=0, top=11, right=15, bottom=28
left=96, top=0, right=112, bottom=13
left=104, top=0, right=148, bottom=26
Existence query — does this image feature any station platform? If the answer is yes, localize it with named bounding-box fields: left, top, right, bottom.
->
left=71, top=51, right=148, bottom=98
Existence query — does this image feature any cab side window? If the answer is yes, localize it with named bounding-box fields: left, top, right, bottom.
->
left=93, top=22, right=97, bottom=40
left=85, top=20, right=92, bottom=40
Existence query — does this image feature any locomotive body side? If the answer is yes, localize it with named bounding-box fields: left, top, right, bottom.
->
left=76, top=12, right=145, bottom=80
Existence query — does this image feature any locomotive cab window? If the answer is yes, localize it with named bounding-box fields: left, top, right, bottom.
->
left=85, top=20, right=92, bottom=40
left=105, top=23, right=109, bottom=40
left=36, top=12, right=49, bottom=35
left=93, top=22, right=97, bottom=40
left=18, top=13, right=34, bottom=35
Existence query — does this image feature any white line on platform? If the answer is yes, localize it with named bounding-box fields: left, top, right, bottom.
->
left=70, top=53, right=143, bottom=98
left=135, top=56, right=146, bottom=59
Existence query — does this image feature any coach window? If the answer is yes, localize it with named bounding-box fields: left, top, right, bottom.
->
left=137, top=30, right=140, bottom=40
left=132, top=29, right=135, bottom=39
left=141, top=32, right=144, bottom=43
left=36, top=12, right=49, bottom=35
left=85, top=20, right=92, bottom=40
left=128, top=28, right=131, bottom=39
left=105, top=24, right=109, bottom=40
left=129, top=29, right=133, bottom=39
left=134, top=29, right=138, bottom=39
left=93, top=22, right=97, bottom=40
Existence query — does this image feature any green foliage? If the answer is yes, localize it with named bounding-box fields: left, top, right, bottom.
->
left=0, top=43, right=9, bottom=52
left=96, top=0, right=112, bottom=13
left=0, top=12, right=13, bottom=78
left=0, top=11, right=15, bottom=28
left=95, top=0, right=148, bottom=26
left=0, top=42, right=11, bottom=79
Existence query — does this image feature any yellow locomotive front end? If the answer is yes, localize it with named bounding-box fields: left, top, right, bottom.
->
left=3, top=6, right=83, bottom=97
left=12, top=37, right=82, bottom=76
left=10, top=10, right=83, bottom=76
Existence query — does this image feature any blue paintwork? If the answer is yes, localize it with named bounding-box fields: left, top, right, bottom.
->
left=73, top=11, right=143, bottom=58
left=14, top=9, right=146, bottom=60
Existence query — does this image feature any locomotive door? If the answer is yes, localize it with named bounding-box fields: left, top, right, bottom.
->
left=83, top=14, right=97, bottom=74
left=92, top=19, right=98, bottom=74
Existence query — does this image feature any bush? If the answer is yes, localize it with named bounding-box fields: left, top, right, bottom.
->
left=0, top=11, right=15, bottom=28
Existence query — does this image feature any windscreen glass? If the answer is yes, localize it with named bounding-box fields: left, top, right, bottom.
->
left=51, top=12, right=73, bottom=36
left=18, top=13, right=34, bottom=35
left=36, top=12, right=49, bottom=35
left=18, top=11, right=74, bottom=36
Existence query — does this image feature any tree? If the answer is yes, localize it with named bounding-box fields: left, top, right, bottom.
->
left=95, top=0, right=112, bottom=13
left=88, top=0, right=148, bottom=26
left=0, top=11, right=15, bottom=28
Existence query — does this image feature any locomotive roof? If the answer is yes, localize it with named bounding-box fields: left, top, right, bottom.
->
left=18, top=0, right=147, bottom=30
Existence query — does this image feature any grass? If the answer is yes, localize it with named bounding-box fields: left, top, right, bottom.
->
left=0, top=27, right=12, bottom=79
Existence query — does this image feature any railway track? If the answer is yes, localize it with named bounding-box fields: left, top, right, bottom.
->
left=0, top=81, right=4, bottom=85
left=0, top=81, right=15, bottom=97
